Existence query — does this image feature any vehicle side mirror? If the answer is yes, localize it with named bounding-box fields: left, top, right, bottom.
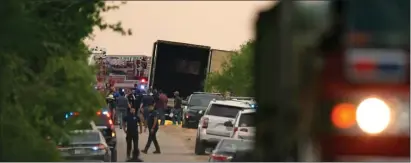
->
left=224, top=120, right=233, bottom=127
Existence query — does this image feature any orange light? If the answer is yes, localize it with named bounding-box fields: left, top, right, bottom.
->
left=331, top=103, right=357, bottom=129
left=73, top=112, right=79, bottom=115
left=97, top=111, right=101, bottom=115
left=108, top=119, right=113, bottom=125
left=106, top=113, right=110, bottom=118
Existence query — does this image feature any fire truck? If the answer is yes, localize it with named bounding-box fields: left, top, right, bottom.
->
left=316, top=0, right=409, bottom=161
left=253, top=0, right=409, bottom=162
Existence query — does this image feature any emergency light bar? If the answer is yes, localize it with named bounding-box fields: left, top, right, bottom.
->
left=345, top=48, right=407, bottom=83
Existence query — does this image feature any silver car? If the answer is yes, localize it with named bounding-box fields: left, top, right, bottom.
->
left=58, top=130, right=112, bottom=162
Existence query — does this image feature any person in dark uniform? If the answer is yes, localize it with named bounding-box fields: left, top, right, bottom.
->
left=140, top=92, right=155, bottom=124
left=172, top=91, right=183, bottom=125
left=126, top=89, right=136, bottom=113
left=122, top=107, right=144, bottom=159
left=141, top=105, right=161, bottom=154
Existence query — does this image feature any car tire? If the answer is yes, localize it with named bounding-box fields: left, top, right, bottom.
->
left=194, top=137, right=205, bottom=155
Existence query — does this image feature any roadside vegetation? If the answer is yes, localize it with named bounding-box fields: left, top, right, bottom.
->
left=205, top=40, right=254, bottom=96
left=0, top=0, right=130, bottom=161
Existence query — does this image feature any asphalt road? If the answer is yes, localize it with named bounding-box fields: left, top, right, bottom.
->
left=115, top=126, right=209, bottom=162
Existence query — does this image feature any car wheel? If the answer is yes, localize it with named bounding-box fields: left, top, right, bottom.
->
left=194, top=137, right=205, bottom=155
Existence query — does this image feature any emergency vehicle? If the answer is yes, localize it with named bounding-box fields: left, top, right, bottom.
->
left=314, top=0, right=409, bottom=161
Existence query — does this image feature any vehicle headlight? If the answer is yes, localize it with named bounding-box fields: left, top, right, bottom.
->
left=356, top=98, right=391, bottom=134
left=198, top=110, right=203, bottom=114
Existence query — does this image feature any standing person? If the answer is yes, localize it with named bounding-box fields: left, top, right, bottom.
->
left=134, top=89, right=143, bottom=114
left=152, top=89, right=159, bottom=102
left=172, top=91, right=182, bottom=125
left=123, top=107, right=144, bottom=159
left=141, top=105, right=161, bottom=154
left=106, top=94, right=116, bottom=121
left=126, top=89, right=136, bottom=113
left=116, top=91, right=131, bottom=129
left=156, top=90, right=168, bottom=125
left=139, top=92, right=155, bottom=125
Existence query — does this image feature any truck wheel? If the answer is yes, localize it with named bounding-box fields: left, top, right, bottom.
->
left=194, top=137, right=205, bottom=155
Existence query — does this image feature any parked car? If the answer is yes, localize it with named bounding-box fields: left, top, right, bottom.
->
left=182, top=92, right=224, bottom=128
left=64, top=111, right=117, bottom=161
left=195, top=99, right=254, bottom=155
left=227, top=109, right=255, bottom=140
left=208, top=138, right=253, bottom=162
left=95, top=111, right=117, bottom=162
left=57, top=130, right=112, bottom=162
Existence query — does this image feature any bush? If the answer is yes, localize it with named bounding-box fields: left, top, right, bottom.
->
left=205, top=40, right=254, bottom=96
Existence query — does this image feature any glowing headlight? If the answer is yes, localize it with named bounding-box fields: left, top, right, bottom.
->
left=356, top=98, right=391, bottom=134
left=140, top=85, right=145, bottom=89
left=198, top=110, right=203, bottom=114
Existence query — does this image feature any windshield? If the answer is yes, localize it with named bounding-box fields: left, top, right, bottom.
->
left=70, top=132, right=100, bottom=143
left=238, top=112, right=255, bottom=127
left=188, top=94, right=223, bottom=107
left=346, top=0, right=410, bottom=48
left=207, top=104, right=244, bottom=118
left=218, top=139, right=253, bottom=153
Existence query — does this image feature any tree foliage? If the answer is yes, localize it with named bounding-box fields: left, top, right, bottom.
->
left=205, top=40, right=254, bottom=96
left=0, top=0, right=130, bottom=161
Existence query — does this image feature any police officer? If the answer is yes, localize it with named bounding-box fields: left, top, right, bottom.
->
left=123, top=107, right=144, bottom=159
left=141, top=105, right=161, bottom=154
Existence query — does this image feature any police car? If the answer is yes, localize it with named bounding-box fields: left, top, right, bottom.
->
left=194, top=98, right=256, bottom=155
left=230, top=109, right=256, bottom=140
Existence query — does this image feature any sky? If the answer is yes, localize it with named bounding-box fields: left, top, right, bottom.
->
left=85, top=1, right=274, bottom=56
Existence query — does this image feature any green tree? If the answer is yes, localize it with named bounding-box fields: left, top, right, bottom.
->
left=205, top=40, right=254, bottom=96
left=0, top=0, right=130, bottom=161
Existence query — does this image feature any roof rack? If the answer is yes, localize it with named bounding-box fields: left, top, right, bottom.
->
left=228, top=97, right=255, bottom=101
left=193, top=92, right=222, bottom=95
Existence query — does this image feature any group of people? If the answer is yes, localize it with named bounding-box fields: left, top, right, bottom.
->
left=105, top=85, right=173, bottom=161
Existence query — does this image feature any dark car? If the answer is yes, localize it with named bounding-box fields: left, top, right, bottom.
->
left=95, top=111, right=117, bottom=162
left=208, top=138, right=253, bottom=162
left=182, top=93, right=224, bottom=128
left=64, top=111, right=117, bottom=161
left=58, top=130, right=112, bottom=162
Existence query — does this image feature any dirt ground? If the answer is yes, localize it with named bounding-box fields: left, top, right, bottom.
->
left=160, top=125, right=209, bottom=161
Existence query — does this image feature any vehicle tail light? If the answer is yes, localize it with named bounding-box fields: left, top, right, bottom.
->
left=240, top=128, right=248, bottom=132
left=92, top=144, right=106, bottom=151
left=211, top=154, right=230, bottom=161
left=202, top=117, right=209, bottom=128
left=233, top=127, right=238, bottom=134
left=108, top=119, right=114, bottom=129
left=331, top=103, right=356, bottom=129
left=186, top=114, right=189, bottom=119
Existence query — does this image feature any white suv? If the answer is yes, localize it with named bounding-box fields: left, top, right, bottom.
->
left=194, top=99, right=254, bottom=155
left=230, top=109, right=255, bottom=140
